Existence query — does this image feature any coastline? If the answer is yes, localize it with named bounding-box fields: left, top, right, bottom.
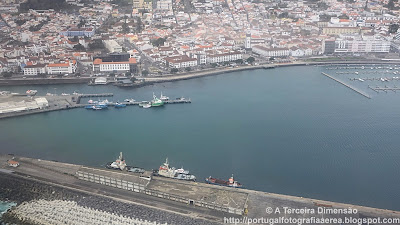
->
left=0, top=60, right=398, bottom=87
left=140, top=60, right=400, bottom=83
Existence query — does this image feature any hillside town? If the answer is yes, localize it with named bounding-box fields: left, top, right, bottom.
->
left=0, top=0, right=399, bottom=79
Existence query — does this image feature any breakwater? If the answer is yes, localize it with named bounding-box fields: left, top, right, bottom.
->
left=0, top=173, right=216, bottom=225
left=321, top=72, right=371, bottom=99
left=1, top=155, right=400, bottom=225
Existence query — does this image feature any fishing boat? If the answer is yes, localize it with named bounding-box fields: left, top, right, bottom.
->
left=114, top=102, right=126, bottom=108
left=160, top=92, right=169, bottom=101
left=153, top=158, right=196, bottom=181
left=151, top=93, right=164, bottom=107
left=106, top=152, right=126, bottom=170
left=205, top=175, right=242, bottom=188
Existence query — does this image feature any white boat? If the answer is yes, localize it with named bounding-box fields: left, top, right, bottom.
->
left=139, top=101, right=150, bottom=107
left=124, top=98, right=135, bottom=102
left=26, top=90, right=37, bottom=95
left=358, top=78, right=364, bottom=82
left=46, top=93, right=53, bottom=96
left=143, top=104, right=152, bottom=108
left=355, top=71, right=359, bottom=74
left=61, top=93, right=70, bottom=96
left=160, top=92, right=169, bottom=101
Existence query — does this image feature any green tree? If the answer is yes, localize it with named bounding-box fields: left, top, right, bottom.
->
left=171, top=68, right=178, bottom=73
left=389, top=24, right=399, bottom=33
left=73, top=43, right=85, bottom=51
left=234, top=59, right=244, bottom=64
left=136, top=17, right=143, bottom=33
left=142, top=70, right=149, bottom=76
left=88, top=39, right=105, bottom=50
left=1, top=71, right=13, bottom=78
left=185, top=67, right=191, bottom=71
left=211, top=63, right=217, bottom=68
left=151, top=38, right=166, bottom=47
left=246, top=57, right=255, bottom=64
left=125, top=72, right=132, bottom=77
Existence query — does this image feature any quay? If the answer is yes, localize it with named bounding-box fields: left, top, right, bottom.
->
left=1, top=154, right=400, bottom=225
left=321, top=72, right=371, bottom=99
left=368, top=85, right=400, bottom=92
left=75, top=93, right=113, bottom=104
left=0, top=93, right=191, bottom=119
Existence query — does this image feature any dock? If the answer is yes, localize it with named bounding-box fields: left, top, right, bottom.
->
left=76, top=93, right=113, bottom=104
left=368, top=85, right=400, bottom=93
left=1, top=154, right=400, bottom=225
left=322, top=72, right=371, bottom=99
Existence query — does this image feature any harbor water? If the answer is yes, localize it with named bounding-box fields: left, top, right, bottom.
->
left=1, top=66, right=400, bottom=211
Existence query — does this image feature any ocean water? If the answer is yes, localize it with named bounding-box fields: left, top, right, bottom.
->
left=0, top=201, right=16, bottom=220
left=1, top=65, right=400, bottom=211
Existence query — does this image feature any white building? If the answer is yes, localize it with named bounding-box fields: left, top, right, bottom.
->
left=156, top=0, right=172, bottom=10
left=94, top=77, right=107, bottom=85
left=164, top=55, right=197, bottom=68
left=23, top=64, right=46, bottom=75
left=252, top=45, right=290, bottom=57
left=206, top=51, right=242, bottom=64
left=35, top=98, right=49, bottom=108
left=103, top=40, right=123, bottom=53
left=93, top=58, right=137, bottom=72
left=47, top=60, right=77, bottom=75
left=333, top=37, right=390, bottom=53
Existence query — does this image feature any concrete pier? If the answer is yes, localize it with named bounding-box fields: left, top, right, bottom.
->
left=1, top=154, right=400, bottom=225
left=322, top=72, right=371, bottom=99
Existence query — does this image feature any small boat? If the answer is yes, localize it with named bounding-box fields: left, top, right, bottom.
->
left=92, top=106, right=103, bottom=110
left=85, top=105, right=94, bottom=109
left=126, top=166, right=145, bottom=173
left=114, top=102, right=126, bottom=108
left=26, top=90, right=37, bottom=95
left=124, top=98, right=135, bottom=103
left=160, top=92, right=169, bottom=101
left=358, top=78, right=364, bottom=82
left=176, top=97, right=187, bottom=101
left=355, top=71, right=359, bottom=74
left=61, top=93, right=70, bottom=96
left=205, top=175, right=242, bottom=188
left=139, top=101, right=150, bottom=107
left=143, top=104, right=152, bottom=108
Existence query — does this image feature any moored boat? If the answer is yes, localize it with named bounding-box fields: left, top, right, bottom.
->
left=126, top=166, right=145, bottom=173
left=114, top=102, right=126, bottom=108
left=105, top=152, right=127, bottom=170
left=205, top=175, right=242, bottom=188
left=160, top=92, right=169, bottom=101
left=26, top=90, right=37, bottom=95
left=153, top=158, right=196, bottom=181
left=143, top=103, right=152, bottom=108
left=151, top=93, right=164, bottom=107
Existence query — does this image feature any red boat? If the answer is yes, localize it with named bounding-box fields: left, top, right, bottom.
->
left=205, top=175, right=242, bottom=188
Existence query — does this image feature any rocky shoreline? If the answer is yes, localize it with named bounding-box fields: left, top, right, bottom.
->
left=0, top=173, right=218, bottom=225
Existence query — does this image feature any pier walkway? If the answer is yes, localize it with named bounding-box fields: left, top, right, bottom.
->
left=322, top=72, right=371, bottom=99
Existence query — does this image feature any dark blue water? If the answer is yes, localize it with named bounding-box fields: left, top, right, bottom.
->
left=1, top=66, right=400, bottom=211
